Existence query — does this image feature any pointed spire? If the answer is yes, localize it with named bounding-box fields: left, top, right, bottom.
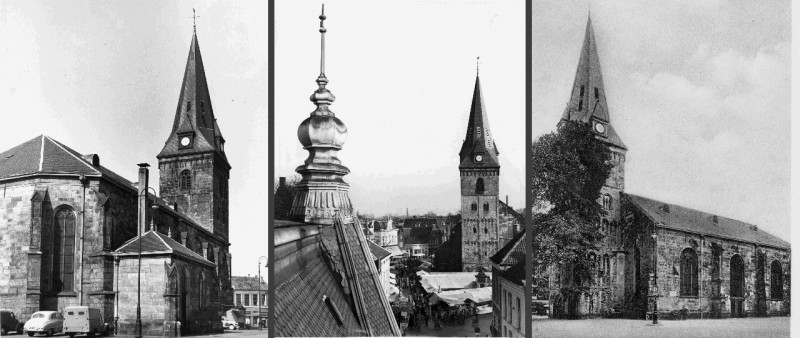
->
left=560, top=14, right=626, bottom=150
left=158, top=22, right=229, bottom=161
left=459, top=73, right=500, bottom=168
left=292, top=6, right=353, bottom=225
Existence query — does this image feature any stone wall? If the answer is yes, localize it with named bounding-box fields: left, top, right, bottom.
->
left=158, top=153, right=229, bottom=240
left=461, top=169, right=500, bottom=271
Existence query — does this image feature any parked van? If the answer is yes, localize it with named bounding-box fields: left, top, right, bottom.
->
left=63, top=307, right=106, bottom=337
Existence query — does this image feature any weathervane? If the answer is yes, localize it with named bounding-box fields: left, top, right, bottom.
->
left=319, top=4, right=327, bottom=77
left=476, top=56, right=480, bottom=76
left=192, top=8, right=200, bottom=32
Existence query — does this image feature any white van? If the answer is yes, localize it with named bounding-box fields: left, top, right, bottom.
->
left=63, top=307, right=107, bottom=337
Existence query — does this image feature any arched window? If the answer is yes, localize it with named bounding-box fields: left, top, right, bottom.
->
left=473, top=227, right=477, bottom=234
left=483, top=202, right=489, bottom=212
left=180, top=170, right=192, bottom=191
left=483, top=227, right=488, bottom=234
left=471, top=203, right=477, bottom=211
left=730, top=254, right=745, bottom=298
left=680, top=248, right=699, bottom=297
left=475, top=178, right=485, bottom=194
left=53, top=207, right=76, bottom=293
left=602, top=194, right=612, bottom=210
left=771, top=260, right=783, bottom=300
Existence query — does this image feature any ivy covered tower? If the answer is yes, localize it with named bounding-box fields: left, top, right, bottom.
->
left=459, top=73, right=501, bottom=272
left=560, top=15, right=627, bottom=313
left=157, top=27, right=231, bottom=240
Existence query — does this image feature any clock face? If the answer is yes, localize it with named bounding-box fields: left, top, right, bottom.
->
left=180, top=137, right=191, bottom=146
left=475, top=155, right=483, bottom=162
left=594, top=123, right=606, bottom=134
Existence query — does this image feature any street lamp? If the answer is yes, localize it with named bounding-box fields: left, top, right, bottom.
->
left=257, top=256, right=269, bottom=330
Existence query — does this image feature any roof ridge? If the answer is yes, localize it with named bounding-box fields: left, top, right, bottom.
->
left=38, top=135, right=45, bottom=171
left=153, top=229, right=172, bottom=251
left=44, top=135, right=101, bottom=175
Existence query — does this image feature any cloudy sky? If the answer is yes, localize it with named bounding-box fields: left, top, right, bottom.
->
left=0, top=0, right=268, bottom=277
left=274, top=0, right=526, bottom=217
left=532, top=0, right=791, bottom=240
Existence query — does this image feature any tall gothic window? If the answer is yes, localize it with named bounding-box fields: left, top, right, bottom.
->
left=578, top=85, right=585, bottom=111
left=475, top=178, right=485, bottom=194
left=680, top=248, right=699, bottom=297
left=771, top=260, right=784, bottom=300
left=53, top=207, right=76, bottom=293
left=730, top=254, right=745, bottom=298
left=180, top=170, right=191, bottom=191
left=483, top=202, right=489, bottom=212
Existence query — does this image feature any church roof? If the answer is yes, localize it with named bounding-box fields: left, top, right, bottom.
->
left=560, top=16, right=626, bottom=150
left=157, top=30, right=228, bottom=164
left=625, top=194, right=790, bottom=250
left=0, top=135, right=134, bottom=189
left=114, top=229, right=214, bottom=267
left=459, top=76, right=500, bottom=168
left=490, top=228, right=526, bottom=267
left=273, top=219, right=400, bottom=336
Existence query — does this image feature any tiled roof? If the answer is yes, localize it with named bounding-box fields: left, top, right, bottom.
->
left=114, top=230, right=213, bottom=267
left=368, top=240, right=392, bottom=261
left=490, top=228, right=526, bottom=266
left=403, top=217, right=439, bottom=228
left=625, top=194, right=789, bottom=250
left=231, top=275, right=267, bottom=291
left=273, top=219, right=400, bottom=336
left=499, top=199, right=523, bottom=224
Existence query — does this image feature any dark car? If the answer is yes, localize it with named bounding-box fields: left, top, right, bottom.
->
left=1, top=309, right=25, bottom=335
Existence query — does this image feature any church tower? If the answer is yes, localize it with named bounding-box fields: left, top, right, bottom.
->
left=561, top=16, right=626, bottom=223
left=157, top=27, right=231, bottom=239
left=460, top=73, right=501, bottom=272
left=561, top=15, right=627, bottom=313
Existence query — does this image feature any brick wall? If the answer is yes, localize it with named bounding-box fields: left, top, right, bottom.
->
left=461, top=169, right=500, bottom=271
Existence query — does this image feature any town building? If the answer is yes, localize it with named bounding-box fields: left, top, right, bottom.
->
left=496, top=261, right=524, bottom=337
left=490, top=230, right=525, bottom=336
left=0, top=26, right=233, bottom=336
left=368, top=241, right=395, bottom=298
left=271, top=8, right=400, bottom=337
left=544, top=15, right=790, bottom=320
left=230, top=275, right=267, bottom=328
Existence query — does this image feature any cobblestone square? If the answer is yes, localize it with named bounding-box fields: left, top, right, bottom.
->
left=531, top=316, right=790, bottom=337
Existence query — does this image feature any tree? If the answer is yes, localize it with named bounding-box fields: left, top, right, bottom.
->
left=273, top=175, right=300, bottom=221
left=530, top=120, right=613, bottom=318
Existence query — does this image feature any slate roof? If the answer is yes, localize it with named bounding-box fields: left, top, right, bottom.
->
left=273, top=219, right=400, bottom=336
left=490, top=228, right=526, bottom=267
left=157, top=30, right=229, bottom=165
left=560, top=16, right=626, bottom=150
left=114, top=230, right=214, bottom=267
left=499, top=261, right=525, bottom=286
left=625, top=194, right=790, bottom=250
left=368, top=240, right=392, bottom=261
left=460, top=75, right=500, bottom=168
left=231, top=275, right=267, bottom=291
left=403, top=217, right=439, bottom=228
left=499, top=199, right=524, bottom=224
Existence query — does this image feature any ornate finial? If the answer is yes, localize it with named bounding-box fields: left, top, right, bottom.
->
left=192, top=8, right=198, bottom=32
left=318, top=4, right=327, bottom=82
left=310, top=4, right=335, bottom=115
left=476, top=56, right=480, bottom=76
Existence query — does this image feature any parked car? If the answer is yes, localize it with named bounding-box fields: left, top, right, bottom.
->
left=221, top=319, right=239, bottom=330
left=24, top=311, right=64, bottom=337
left=1, top=309, right=25, bottom=335
left=63, top=307, right=107, bottom=337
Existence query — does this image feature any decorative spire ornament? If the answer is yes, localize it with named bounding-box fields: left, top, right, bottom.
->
left=290, top=5, right=353, bottom=225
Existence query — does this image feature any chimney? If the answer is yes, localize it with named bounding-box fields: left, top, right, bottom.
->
left=137, top=163, right=150, bottom=235
left=279, top=176, right=286, bottom=188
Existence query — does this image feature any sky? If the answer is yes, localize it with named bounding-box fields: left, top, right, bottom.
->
left=0, top=0, right=268, bottom=277
left=532, top=0, right=791, bottom=241
left=274, top=0, right=526, bottom=218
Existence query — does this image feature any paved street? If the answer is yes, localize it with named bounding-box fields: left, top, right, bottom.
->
left=58, top=329, right=270, bottom=338
left=405, top=313, right=492, bottom=337
left=531, top=316, right=789, bottom=337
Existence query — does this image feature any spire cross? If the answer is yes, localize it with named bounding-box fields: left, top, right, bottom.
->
left=319, top=4, right=327, bottom=77
left=192, top=8, right=200, bottom=32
